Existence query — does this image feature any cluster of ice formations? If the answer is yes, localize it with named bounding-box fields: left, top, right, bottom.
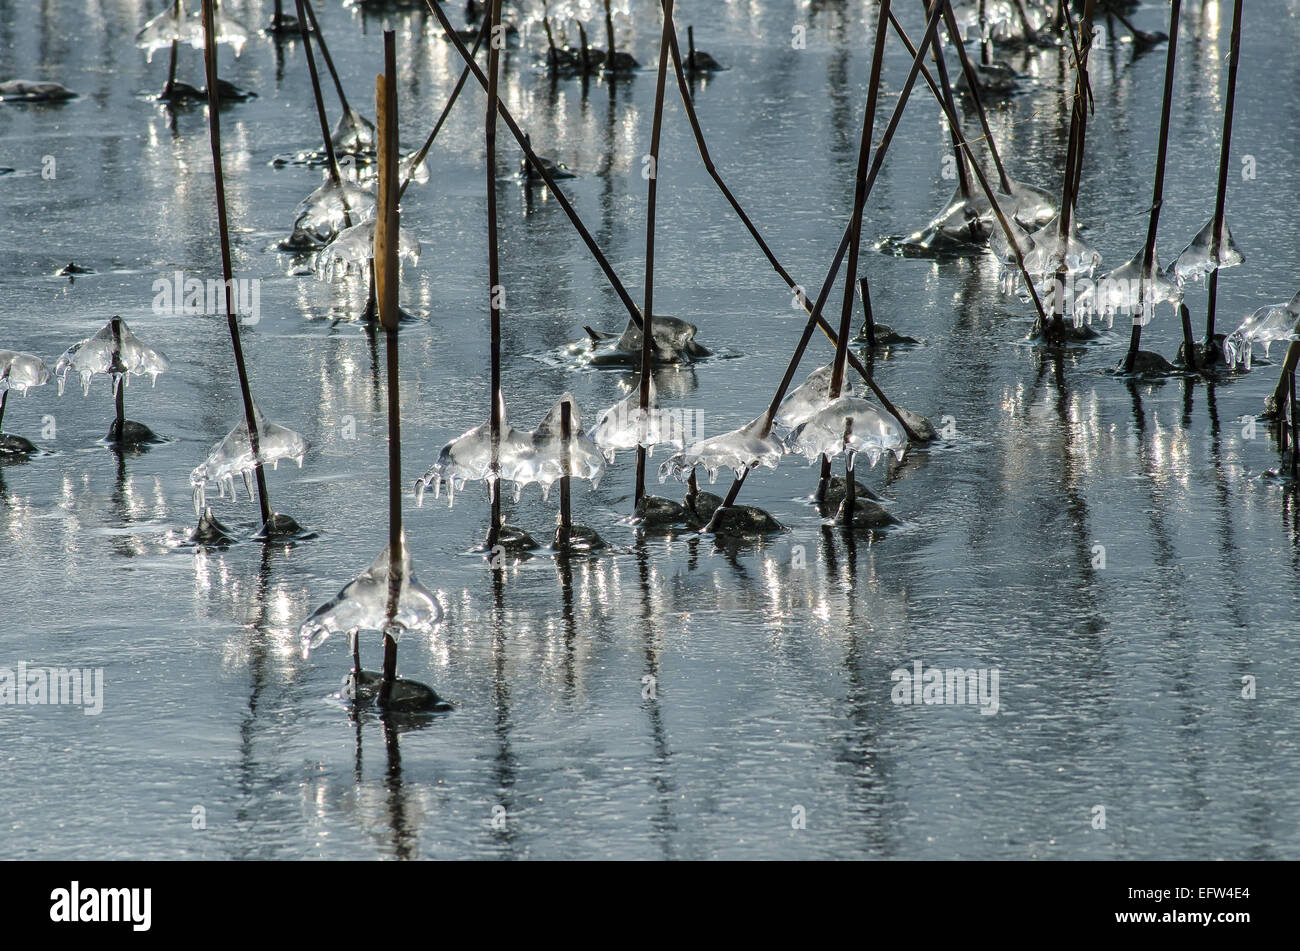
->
left=1222, top=291, right=1300, bottom=370
left=1168, top=216, right=1244, bottom=285
left=654, top=364, right=908, bottom=483
left=54, top=319, right=169, bottom=397
left=1074, top=248, right=1183, bottom=328
left=414, top=364, right=909, bottom=505
left=0, top=350, right=52, bottom=396
left=785, top=396, right=907, bottom=470
left=774, top=364, right=858, bottom=430
left=292, top=177, right=376, bottom=246
left=950, top=1, right=1018, bottom=42
left=910, top=177, right=1052, bottom=247
left=590, top=377, right=687, bottom=462
left=521, top=395, right=606, bottom=498
left=657, top=414, right=784, bottom=485
left=299, top=533, right=443, bottom=654
left=416, top=395, right=605, bottom=507
left=332, top=107, right=376, bottom=155
left=313, top=219, right=420, bottom=281
left=135, top=1, right=249, bottom=62
left=190, top=405, right=308, bottom=516
left=991, top=213, right=1100, bottom=299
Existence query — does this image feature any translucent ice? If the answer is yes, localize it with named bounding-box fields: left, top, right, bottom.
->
left=902, top=188, right=994, bottom=251
left=520, top=0, right=635, bottom=34
left=951, top=1, right=1047, bottom=45
left=1003, top=179, right=1057, bottom=230
left=990, top=215, right=1045, bottom=295
left=332, top=107, right=377, bottom=155
left=0, top=350, right=52, bottom=395
left=1029, top=214, right=1100, bottom=277
left=591, top=377, right=687, bottom=462
left=298, top=533, right=443, bottom=654
left=1222, top=291, right=1300, bottom=370
left=1075, top=247, right=1183, bottom=328
left=55, top=319, right=169, bottom=397
left=190, top=405, right=308, bottom=516
left=515, top=394, right=606, bottom=500
left=1168, top=215, right=1244, bottom=285
left=398, top=150, right=430, bottom=187
left=415, top=406, right=534, bottom=508
left=208, top=5, right=249, bottom=57
left=313, top=219, right=419, bottom=281
left=786, top=396, right=906, bottom=470
left=135, top=1, right=248, bottom=62
left=774, top=364, right=857, bottom=430
left=293, top=177, right=376, bottom=242
left=992, top=213, right=1098, bottom=300
left=657, top=414, right=784, bottom=485
left=950, top=0, right=1017, bottom=43
left=136, top=3, right=198, bottom=60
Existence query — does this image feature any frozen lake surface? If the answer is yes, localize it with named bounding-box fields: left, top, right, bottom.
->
left=2, top=0, right=1299, bottom=859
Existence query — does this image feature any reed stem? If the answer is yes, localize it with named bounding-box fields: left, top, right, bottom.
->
left=1275, top=344, right=1300, bottom=420
left=1124, top=0, right=1181, bottom=373
left=604, top=0, right=618, bottom=72
left=921, top=0, right=971, bottom=201
left=821, top=0, right=891, bottom=503
left=1284, top=368, right=1294, bottom=478
left=377, top=31, right=402, bottom=705
left=667, top=11, right=933, bottom=443
left=706, top=1, right=948, bottom=532
left=1205, top=0, right=1243, bottom=346
left=1011, top=0, right=1037, bottom=44
left=558, top=400, right=572, bottom=548
left=162, top=1, right=180, bottom=98
left=300, top=0, right=350, bottom=113
left=399, top=16, right=490, bottom=202
left=579, top=22, right=591, bottom=77
left=1179, top=302, right=1196, bottom=372
left=425, top=0, right=649, bottom=332
left=939, top=0, right=1013, bottom=195
left=111, top=316, right=126, bottom=440
left=635, top=0, right=675, bottom=512
left=841, top=418, right=856, bottom=524
left=294, top=0, right=346, bottom=190
left=859, top=276, right=876, bottom=346
left=486, top=0, right=504, bottom=549
left=201, top=0, right=272, bottom=529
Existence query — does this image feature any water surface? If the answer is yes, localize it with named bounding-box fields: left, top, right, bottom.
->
left=2, top=0, right=1298, bottom=859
